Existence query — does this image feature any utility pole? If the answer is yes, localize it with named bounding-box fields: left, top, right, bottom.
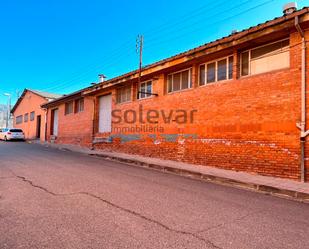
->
left=136, top=34, right=144, bottom=86
left=3, top=93, right=11, bottom=128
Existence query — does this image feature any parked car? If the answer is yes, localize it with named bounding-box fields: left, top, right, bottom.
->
left=0, top=128, right=25, bottom=141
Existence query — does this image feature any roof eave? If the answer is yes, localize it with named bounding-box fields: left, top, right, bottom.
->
left=83, top=7, right=309, bottom=96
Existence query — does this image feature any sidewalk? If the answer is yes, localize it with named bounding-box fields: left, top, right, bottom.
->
left=31, top=141, right=309, bottom=202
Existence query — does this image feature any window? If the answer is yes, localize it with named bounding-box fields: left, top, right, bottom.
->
left=167, top=68, right=191, bottom=93
left=9, top=129, right=23, bottom=132
left=65, top=101, right=74, bottom=115
left=16, top=115, right=23, bottom=124
left=138, top=81, right=152, bottom=99
left=241, top=39, right=289, bottom=76
left=75, top=98, right=84, bottom=113
left=30, top=111, right=35, bottom=121
left=117, top=85, right=131, bottom=103
left=199, top=56, right=233, bottom=85
left=228, top=56, right=233, bottom=79
left=24, top=113, right=28, bottom=122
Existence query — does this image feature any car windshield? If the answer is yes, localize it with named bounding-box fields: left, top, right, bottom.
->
left=9, top=129, right=23, bottom=132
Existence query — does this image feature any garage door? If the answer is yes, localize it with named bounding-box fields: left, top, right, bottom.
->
left=99, top=94, right=112, bottom=133
left=52, top=109, right=58, bottom=136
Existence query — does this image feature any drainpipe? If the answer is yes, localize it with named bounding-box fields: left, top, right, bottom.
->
left=295, top=16, right=308, bottom=182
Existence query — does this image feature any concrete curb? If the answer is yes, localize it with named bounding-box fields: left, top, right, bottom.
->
left=88, top=153, right=309, bottom=203
left=30, top=141, right=309, bottom=203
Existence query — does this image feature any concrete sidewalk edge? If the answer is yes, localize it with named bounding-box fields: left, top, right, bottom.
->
left=31, top=141, right=309, bottom=203
left=89, top=153, right=309, bottom=202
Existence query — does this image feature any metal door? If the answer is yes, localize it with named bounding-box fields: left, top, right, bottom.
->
left=99, top=95, right=112, bottom=133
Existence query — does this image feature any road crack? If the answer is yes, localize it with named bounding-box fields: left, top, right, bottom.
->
left=12, top=172, right=222, bottom=249
left=14, top=175, right=57, bottom=196
left=196, top=210, right=265, bottom=234
left=78, top=191, right=222, bottom=249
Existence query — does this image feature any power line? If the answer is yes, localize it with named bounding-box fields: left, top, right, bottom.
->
left=145, top=0, right=270, bottom=46
left=38, top=0, right=244, bottom=92
left=41, top=45, right=135, bottom=91
left=42, top=49, right=136, bottom=92
left=39, top=0, right=276, bottom=93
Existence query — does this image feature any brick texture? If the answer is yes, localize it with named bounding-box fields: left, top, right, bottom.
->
left=46, top=29, right=309, bottom=181
left=46, top=97, right=94, bottom=147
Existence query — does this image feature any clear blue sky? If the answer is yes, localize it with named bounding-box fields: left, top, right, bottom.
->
left=0, top=0, right=308, bottom=105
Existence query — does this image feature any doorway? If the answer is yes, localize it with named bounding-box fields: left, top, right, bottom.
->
left=98, top=94, right=112, bottom=133
left=36, top=115, right=41, bottom=139
left=51, top=109, right=59, bottom=136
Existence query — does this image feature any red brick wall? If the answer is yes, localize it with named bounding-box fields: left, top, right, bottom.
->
left=12, top=91, right=48, bottom=141
left=45, top=29, right=309, bottom=181
left=46, top=96, right=94, bottom=147
left=92, top=31, right=308, bottom=181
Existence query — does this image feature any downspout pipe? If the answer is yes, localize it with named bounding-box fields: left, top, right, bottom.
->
left=295, top=16, right=307, bottom=182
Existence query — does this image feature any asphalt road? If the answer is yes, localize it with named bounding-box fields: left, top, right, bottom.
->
left=0, top=141, right=308, bottom=249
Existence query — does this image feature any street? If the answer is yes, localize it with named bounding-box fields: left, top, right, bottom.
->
left=0, top=142, right=308, bottom=249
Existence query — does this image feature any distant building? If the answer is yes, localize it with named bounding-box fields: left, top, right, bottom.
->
left=11, top=89, right=62, bottom=140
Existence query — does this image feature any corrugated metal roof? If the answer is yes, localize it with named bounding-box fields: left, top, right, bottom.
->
left=11, top=89, right=64, bottom=113
left=30, top=90, right=63, bottom=99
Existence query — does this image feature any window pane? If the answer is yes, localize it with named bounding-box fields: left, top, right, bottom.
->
left=117, top=86, right=131, bottom=103
left=207, top=62, right=216, bottom=83
left=140, top=83, right=145, bottom=99
left=122, top=88, right=126, bottom=102
left=30, top=111, right=35, bottom=121
left=16, top=115, right=23, bottom=124
left=217, top=59, right=227, bottom=81
left=228, top=56, right=233, bottom=79
left=173, top=72, right=181, bottom=91
left=126, top=86, right=131, bottom=102
left=80, top=99, right=84, bottom=112
left=199, top=65, right=206, bottom=85
left=241, top=51, right=249, bottom=76
left=250, top=39, right=290, bottom=75
left=181, top=70, right=189, bottom=89
left=251, top=39, right=289, bottom=59
left=76, top=99, right=84, bottom=112
left=69, top=102, right=73, bottom=113
left=117, top=91, right=121, bottom=103
left=146, top=82, right=152, bottom=96
left=168, top=75, right=173, bottom=92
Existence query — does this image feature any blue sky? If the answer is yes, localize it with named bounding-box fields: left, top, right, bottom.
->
left=0, top=0, right=308, bottom=105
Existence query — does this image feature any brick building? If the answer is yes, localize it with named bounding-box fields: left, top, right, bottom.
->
left=42, top=89, right=94, bottom=146
left=42, top=7, right=309, bottom=181
left=11, top=89, right=62, bottom=140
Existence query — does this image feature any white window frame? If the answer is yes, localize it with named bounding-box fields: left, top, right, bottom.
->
left=75, top=98, right=84, bottom=113
left=240, top=38, right=290, bottom=77
left=167, top=68, right=192, bottom=93
left=65, top=101, right=74, bottom=115
left=138, top=80, right=153, bottom=99
left=199, top=55, right=233, bottom=85
left=117, top=85, right=131, bottom=104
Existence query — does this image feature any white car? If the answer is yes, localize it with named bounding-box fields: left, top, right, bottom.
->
left=0, top=128, right=25, bottom=141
